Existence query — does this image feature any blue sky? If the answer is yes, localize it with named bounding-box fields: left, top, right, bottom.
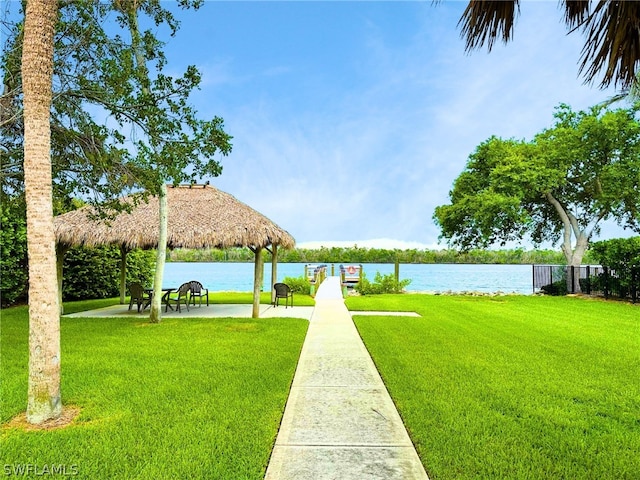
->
left=157, top=1, right=635, bottom=250
left=6, top=0, right=636, bottom=249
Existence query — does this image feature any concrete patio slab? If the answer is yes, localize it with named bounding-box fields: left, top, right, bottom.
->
left=63, top=303, right=418, bottom=323
left=63, top=303, right=315, bottom=320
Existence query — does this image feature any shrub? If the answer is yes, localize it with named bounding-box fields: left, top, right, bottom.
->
left=540, top=280, right=568, bottom=296
left=355, top=272, right=411, bottom=295
left=282, top=275, right=311, bottom=295
left=126, top=249, right=156, bottom=286
left=0, top=192, right=157, bottom=305
left=63, top=246, right=155, bottom=300
left=590, top=237, right=640, bottom=271
left=578, top=277, right=591, bottom=292
left=0, top=200, right=28, bottom=306
left=587, top=271, right=632, bottom=298
left=589, top=237, right=640, bottom=300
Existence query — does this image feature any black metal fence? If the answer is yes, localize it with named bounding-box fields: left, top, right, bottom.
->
left=533, top=265, right=639, bottom=303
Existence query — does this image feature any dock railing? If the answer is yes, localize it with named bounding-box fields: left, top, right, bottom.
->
left=339, top=264, right=363, bottom=296
left=305, top=264, right=327, bottom=297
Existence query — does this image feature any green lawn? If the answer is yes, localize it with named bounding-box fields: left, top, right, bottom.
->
left=1, top=301, right=308, bottom=479
left=346, top=294, right=640, bottom=480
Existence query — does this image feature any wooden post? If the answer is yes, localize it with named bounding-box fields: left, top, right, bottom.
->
left=253, top=246, right=263, bottom=318
left=119, top=244, right=128, bottom=304
left=271, top=244, right=278, bottom=305
left=55, top=244, right=68, bottom=315
left=394, top=259, right=400, bottom=282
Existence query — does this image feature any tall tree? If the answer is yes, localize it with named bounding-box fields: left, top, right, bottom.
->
left=2, top=3, right=140, bottom=211
left=107, top=0, right=231, bottom=322
left=434, top=103, right=640, bottom=270
left=3, top=1, right=232, bottom=322
left=6, top=0, right=230, bottom=423
left=22, top=0, right=61, bottom=424
left=458, top=1, right=640, bottom=90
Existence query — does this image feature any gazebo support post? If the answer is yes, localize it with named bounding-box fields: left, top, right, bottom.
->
left=55, top=244, right=69, bottom=315
left=252, top=246, right=263, bottom=318
left=270, top=244, right=278, bottom=305
left=119, top=244, right=129, bottom=304
left=265, top=245, right=276, bottom=304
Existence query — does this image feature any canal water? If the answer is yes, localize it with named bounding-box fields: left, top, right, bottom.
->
left=163, top=262, right=534, bottom=294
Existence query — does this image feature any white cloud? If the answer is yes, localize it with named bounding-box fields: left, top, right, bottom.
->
left=187, top=2, right=635, bottom=249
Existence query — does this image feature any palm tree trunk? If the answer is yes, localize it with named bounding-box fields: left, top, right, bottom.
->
left=22, top=0, right=61, bottom=424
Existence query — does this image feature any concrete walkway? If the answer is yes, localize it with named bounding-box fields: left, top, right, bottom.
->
left=265, top=276, right=429, bottom=479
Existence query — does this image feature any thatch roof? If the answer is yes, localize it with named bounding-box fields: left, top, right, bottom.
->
left=54, top=184, right=295, bottom=250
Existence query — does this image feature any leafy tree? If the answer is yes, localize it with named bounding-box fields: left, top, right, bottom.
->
left=434, top=104, right=640, bottom=272
left=166, top=245, right=574, bottom=265
left=6, top=0, right=231, bottom=423
left=3, top=2, right=232, bottom=323
left=458, top=1, right=640, bottom=89
left=103, top=0, right=232, bottom=322
left=2, top=3, right=140, bottom=211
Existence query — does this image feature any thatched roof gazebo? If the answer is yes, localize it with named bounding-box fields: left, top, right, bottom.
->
left=54, top=184, right=295, bottom=317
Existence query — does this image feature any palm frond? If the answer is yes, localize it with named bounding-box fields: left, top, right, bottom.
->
left=578, top=1, right=640, bottom=89
left=458, top=0, right=520, bottom=52
left=562, top=0, right=590, bottom=29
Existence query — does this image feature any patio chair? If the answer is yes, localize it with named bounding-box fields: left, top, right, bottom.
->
left=273, top=282, right=293, bottom=308
left=189, top=280, right=209, bottom=307
left=166, top=282, right=191, bottom=313
left=128, top=282, right=151, bottom=313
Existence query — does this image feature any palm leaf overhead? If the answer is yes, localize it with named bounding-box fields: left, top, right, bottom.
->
left=459, top=0, right=521, bottom=52
left=458, top=0, right=640, bottom=89
left=577, top=1, right=640, bottom=89
left=561, top=0, right=590, bottom=27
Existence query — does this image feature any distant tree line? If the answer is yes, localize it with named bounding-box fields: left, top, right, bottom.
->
left=166, top=246, right=595, bottom=265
